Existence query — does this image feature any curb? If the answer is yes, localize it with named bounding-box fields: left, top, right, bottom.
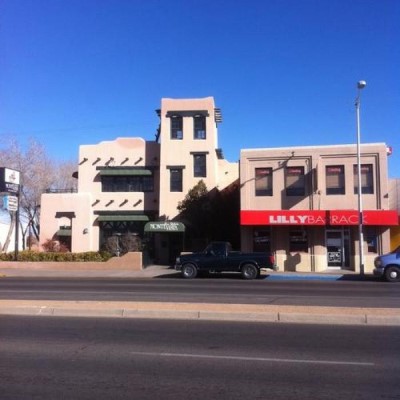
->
left=1, top=301, right=399, bottom=326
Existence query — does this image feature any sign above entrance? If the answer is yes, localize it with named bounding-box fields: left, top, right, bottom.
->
left=241, top=210, right=399, bottom=226
left=144, top=221, right=185, bottom=232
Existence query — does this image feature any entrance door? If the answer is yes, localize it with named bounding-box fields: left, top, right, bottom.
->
left=326, top=229, right=350, bottom=268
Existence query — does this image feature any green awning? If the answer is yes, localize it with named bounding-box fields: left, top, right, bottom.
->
left=99, top=169, right=152, bottom=176
left=56, top=229, right=72, bottom=236
left=144, top=221, right=185, bottom=232
left=98, top=215, right=149, bottom=222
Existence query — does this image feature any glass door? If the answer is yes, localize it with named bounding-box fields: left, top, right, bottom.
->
left=326, top=229, right=350, bottom=268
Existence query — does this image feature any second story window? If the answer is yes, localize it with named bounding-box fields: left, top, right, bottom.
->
left=170, top=168, right=183, bottom=192
left=326, top=165, right=345, bottom=195
left=285, top=166, right=305, bottom=196
left=194, top=115, right=206, bottom=139
left=255, top=167, right=273, bottom=196
left=354, top=164, right=374, bottom=194
left=102, top=175, right=154, bottom=192
left=171, top=116, right=183, bottom=140
left=193, top=154, right=206, bottom=177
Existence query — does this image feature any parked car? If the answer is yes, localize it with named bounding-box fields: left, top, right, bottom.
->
left=175, top=241, right=276, bottom=280
left=373, top=246, right=400, bottom=282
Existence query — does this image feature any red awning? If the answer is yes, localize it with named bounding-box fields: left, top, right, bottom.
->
left=240, top=210, right=399, bottom=226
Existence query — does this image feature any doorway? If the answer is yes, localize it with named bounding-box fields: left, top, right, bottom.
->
left=326, top=228, right=350, bottom=269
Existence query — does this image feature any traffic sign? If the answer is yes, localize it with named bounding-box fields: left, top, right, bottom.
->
left=2, top=195, right=18, bottom=212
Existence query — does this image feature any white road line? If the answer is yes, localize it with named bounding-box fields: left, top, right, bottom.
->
left=130, top=351, right=375, bottom=366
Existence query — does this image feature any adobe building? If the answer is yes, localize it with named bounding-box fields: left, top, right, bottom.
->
left=39, top=97, right=238, bottom=264
left=240, top=143, right=398, bottom=273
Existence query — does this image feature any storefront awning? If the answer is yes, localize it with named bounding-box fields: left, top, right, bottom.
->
left=98, top=215, right=149, bottom=222
left=56, top=229, right=72, bottom=236
left=241, top=210, right=399, bottom=226
left=98, top=169, right=152, bottom=176
left=144, top=221, right=185, bottom=232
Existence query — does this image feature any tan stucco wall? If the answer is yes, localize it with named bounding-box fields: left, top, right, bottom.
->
left=240, top=143, right=390, bottom=212
left=40, top=137, right=160, bottom=253
left=39, top=192, right=93, bottom=252
left=158, top=97, right=238, bottom=219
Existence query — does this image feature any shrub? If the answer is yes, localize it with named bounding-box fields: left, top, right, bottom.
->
left=42, top=239, right=69, bottom=253
left=0, top=251, right=113, bottom=262
left=103, top=234, right=142, bottom=256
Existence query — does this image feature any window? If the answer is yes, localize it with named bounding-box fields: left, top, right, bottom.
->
left=194, top=115, right=206, bottom=139
left=253, top=229, right=271, bottom=252
left=354, top=164, right=374, bottom=194
left=170, top=168, right=183, bottom=192
left=171, top=116, right=183, bottom=139
left=255, top=168, right=272, bottom=196
left=365, top=227, right=378, bottom=253
left=285, top=166, right=305, bottom=196
left=193, top=154, right=206, bottom=177
left=289, top=229, right=308, bottom=252
left=326, top=165, right=345, bottom=195
left=101, top=176, right=154, bottom=192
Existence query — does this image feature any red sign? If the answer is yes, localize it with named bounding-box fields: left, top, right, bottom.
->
left=241, top=210, right=399, bottom=226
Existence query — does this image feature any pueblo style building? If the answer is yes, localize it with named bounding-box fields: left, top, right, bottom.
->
left=39, top=97, right=238, bottom=264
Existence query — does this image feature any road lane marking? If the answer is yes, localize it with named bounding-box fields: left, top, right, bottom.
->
left=130, top=351, right=375, bottom=366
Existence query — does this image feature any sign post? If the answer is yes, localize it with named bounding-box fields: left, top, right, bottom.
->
left=0, top=168, right=21, bottom=260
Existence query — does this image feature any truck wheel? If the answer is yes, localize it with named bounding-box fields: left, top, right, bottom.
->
left=181, top=263, right=198, bottom=279
left=241, top=264, right=259, bottom=280
left=384, top=266, right=400, bottom=282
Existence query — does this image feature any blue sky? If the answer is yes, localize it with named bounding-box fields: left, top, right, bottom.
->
left=1, top=0, right=399, bottom=177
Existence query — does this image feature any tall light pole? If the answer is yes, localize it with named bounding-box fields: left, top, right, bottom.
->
left=355, top=80, right=366, bottom=276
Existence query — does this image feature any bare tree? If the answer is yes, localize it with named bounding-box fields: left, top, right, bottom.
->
left=0, top=136, right=77, bottom=251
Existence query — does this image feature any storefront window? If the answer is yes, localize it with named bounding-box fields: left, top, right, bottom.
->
left=289, top=229, right=308, bottom=252
left=365, top=227, right=378, bottom=253
left=253, top=229, right=271, bottom=252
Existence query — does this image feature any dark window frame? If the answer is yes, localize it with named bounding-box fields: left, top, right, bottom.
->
left=365, top=226, right=378, bottom=253
left=193, top=154, right=207, bottom=177
left=253, top=229, right=271, bottom=252
left=170, top=115, right=183, bottom=140
left=326, top=165, right=345, bottom=195
left=193, top=115, right=206, bottom=140
left=170, top=168, right=183, bottom=192
left=285, top=166, right=306, bottom=196
left=289, top=229, right=309, bottom=253
left=101, top=175, right=154, bottom=192
left=353, top=164, right=374, bottom=194
left=255, top=167, right=273, bottom=196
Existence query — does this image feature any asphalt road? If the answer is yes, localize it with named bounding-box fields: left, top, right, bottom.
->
left=1, top=315, right=399, bottom=400
left=0, top=277, right=399, bottom=308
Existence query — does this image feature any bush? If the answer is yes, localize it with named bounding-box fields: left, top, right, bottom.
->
left=42, top=239, right=69, bottom=253
left=103, top=234, right=142, bottom=256
left=0, top=251, right=113, bottom=262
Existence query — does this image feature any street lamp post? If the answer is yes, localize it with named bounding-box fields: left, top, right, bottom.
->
left=355, top=80, right=366, bottom=276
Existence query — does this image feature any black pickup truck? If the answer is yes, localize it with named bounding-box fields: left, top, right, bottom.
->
left=175, top=241, right=276, bottom=280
